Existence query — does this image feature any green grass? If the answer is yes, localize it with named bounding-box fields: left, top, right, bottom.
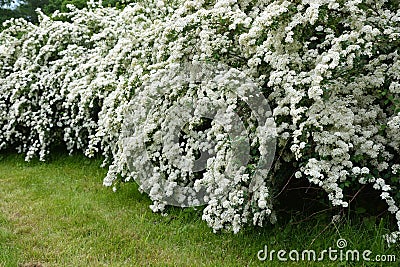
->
left=0, top=153, right=398, bottom=266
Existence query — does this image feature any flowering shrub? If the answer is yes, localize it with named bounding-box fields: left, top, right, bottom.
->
left=0, top=0, right=399, bottom=241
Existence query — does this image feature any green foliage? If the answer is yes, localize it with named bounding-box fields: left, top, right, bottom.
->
left=42, top=0, right=84, bottom=14
left=0, top=6, right=21, bottom=25
left=1, top=0, right=130, bottom=26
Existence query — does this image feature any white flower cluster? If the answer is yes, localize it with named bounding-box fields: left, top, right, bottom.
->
left=0, top=0, right=399, bottom=240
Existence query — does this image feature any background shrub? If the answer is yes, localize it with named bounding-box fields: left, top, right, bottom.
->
left=0, top=0, right=399, bottom=242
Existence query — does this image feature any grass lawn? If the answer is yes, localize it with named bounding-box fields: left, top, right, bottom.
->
left=0, top=152, right=398, bottom=266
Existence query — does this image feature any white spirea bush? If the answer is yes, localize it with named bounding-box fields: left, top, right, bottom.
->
left=0, top=0, right=399, bottom=240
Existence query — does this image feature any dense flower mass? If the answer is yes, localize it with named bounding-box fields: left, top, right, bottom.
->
left=0, top=0, right=399, bottom=240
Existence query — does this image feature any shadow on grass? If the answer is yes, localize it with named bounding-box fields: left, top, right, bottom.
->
left=0, top=151, right=398, bottom=266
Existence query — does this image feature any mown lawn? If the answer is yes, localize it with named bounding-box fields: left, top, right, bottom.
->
left=0, top=153, right=398, bottom=266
